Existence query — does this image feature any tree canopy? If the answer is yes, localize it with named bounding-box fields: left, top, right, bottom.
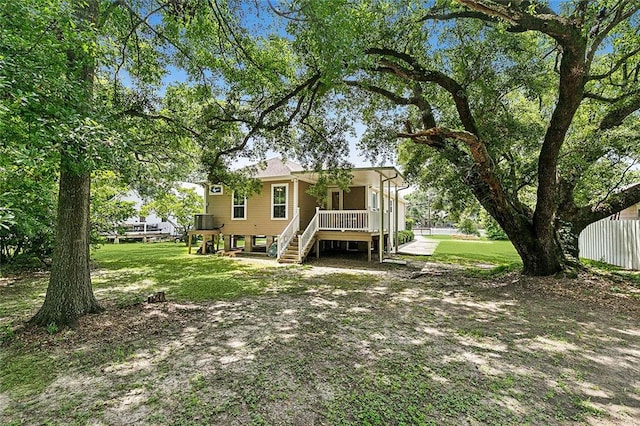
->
left=282, top=0, right=640, bottom=275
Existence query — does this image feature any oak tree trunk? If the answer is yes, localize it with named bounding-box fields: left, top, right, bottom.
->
left=30, top=166, right=103, bottom=327
left=511, top=233, right=565, bottom=276
left=30, top=0, right=102, bottom=327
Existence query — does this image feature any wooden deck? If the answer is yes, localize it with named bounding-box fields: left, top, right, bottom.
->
left=187, top=229, right=223, bottom=254
left=314, top=230, right=388, bottom=262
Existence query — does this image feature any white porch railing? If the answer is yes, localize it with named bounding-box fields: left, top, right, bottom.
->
left=318, top=210, right=383, bottom=232
left=277, top=208, right=300, bottom=259
left=298, top=208, right=320, bottom=259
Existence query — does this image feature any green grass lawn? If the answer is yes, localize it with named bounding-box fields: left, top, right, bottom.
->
left=1, top=242, right=639, bottom=425
left=91, top=242, right=285, bottom=303
left=427, top=235, right=522, bottom=269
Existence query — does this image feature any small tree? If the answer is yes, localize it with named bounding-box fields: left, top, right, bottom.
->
left=141, top=187, right=202, bottom=242
left=90, top=172, right=137, bottom=243
left=481, top=211, right=509, bottom=241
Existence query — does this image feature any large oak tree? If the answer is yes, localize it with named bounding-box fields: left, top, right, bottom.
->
left=286, top=0, right=640, bottom=275
left=3, top=0, right=331, bottom=326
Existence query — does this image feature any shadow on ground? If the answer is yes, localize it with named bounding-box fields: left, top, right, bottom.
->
left=1, top=255, right=639, bottom=425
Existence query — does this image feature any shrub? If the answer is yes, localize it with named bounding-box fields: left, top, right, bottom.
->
left=405, top=218, right=414, bottom=231
left=458, top=217, right=480, bottom=236
left=395, top=230, right=415, bottom=245
left=481, top=212, right=509, bottom=240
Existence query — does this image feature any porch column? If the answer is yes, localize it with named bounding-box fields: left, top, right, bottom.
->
left=293, top=178, right=299, bottom=230
left=379, top=172, right=384, bottom=263
left=387, top=177, right=392, bottom=253
left=394, top=183, right=399, bottom=253
left=244, top=235, right=253, bottom=252
left=224, top=234, right=231, bottom=251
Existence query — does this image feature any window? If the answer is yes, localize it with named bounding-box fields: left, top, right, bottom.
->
left=271, top=184, right=288, bottom=219
left=232, top=191, right=246, bottom=220
left=139, top=216, right=146, bottom=223
left=371, top=192, right=378, bottom=211
left=209, top=184, right=223, bottom=195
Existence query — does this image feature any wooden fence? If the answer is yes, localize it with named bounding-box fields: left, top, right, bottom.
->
left=578, top=220, right=640, bottom=270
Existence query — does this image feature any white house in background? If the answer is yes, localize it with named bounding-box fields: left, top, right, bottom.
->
left=112, top=182, right=204, bottom=242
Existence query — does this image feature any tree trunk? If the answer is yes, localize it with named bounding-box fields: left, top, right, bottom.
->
left=30, top=166, right=103, bottom=327
left=513, top=235, right=565, bottom=276
left=490, top=210, right=565, bottom=276
left=30, top=0, right=102, bottom=327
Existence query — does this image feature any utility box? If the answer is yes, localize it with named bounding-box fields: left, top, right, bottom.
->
left=194, top=214, right=216, bottom=230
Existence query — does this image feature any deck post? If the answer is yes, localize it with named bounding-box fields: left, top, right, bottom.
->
left=368, top=239, right=372, bottom=262
left=224, top=234, right=231, bottom=252
left=244, top=235, right=253, bottom=252
left=201, top=234, right=207, bottom=254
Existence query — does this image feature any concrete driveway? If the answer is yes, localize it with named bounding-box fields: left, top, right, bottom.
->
left=397, top=237, right=440, bottom=256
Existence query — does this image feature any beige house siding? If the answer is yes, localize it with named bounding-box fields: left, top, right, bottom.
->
left=299, top=181, right=319, bottom=229
left=344, top=186, right=365, bottom=210
left=206, top=179, right=294, bottom=236
left=618, top=204, right=639, bottom=220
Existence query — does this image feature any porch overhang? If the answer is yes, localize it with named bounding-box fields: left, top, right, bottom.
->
left=291, top=166, right=407, bottom=189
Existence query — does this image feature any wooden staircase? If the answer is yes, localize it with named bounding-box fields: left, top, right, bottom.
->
left=277, top=234, right=316, bottom=264
left=278, top=235, right=300, bottom=264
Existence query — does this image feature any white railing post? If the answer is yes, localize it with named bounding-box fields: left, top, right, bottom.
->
left=298, top=208, right=320, bottom=260
left=276, top=209, right=300, bottom=259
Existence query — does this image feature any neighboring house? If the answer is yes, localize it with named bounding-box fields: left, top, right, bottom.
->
left=111, top=183, right=203, bottom=242
left=611, top=203, right=640, bottom=220
left=198, top=157, right=408, bottom=263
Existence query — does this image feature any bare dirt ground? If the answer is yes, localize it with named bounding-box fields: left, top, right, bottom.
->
left=2, top=256, right=640, bottom=425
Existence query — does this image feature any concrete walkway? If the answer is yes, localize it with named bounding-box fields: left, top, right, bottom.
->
left=397, top=237, right=440, bottom=256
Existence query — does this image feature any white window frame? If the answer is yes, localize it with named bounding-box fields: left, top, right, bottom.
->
left=271, top=183, right=288, bottom=220
left=209, top=184, right=223, bottom=195
left=231, top=191, right=247, bottom=220
left=371, top=191, right=378, bottom=211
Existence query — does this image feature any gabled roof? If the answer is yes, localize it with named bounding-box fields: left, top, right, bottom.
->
left=251, top=157, right=304, bottom=179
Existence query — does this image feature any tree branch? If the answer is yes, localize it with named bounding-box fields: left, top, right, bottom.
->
left=599, top=91, right=640, bottom=130
left=576, top=183, right=640, bottom=226
left=366, top=48, right=479, bottom=135
left=209, top=73, right=321, bottom=168
left=588, top=45, right=640, bottom=81
left=586, top=1, right=640, bottom=68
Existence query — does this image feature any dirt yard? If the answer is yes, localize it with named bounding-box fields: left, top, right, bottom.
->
left=1, top=256, right=639, bottom=425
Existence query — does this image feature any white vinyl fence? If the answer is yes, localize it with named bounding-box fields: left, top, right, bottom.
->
left=579, top=220, right=640, bottom=270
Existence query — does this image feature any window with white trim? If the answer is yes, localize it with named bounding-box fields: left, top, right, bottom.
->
left=271, top=184, right=288, bottom=219
left=371, top=191, right=378, bottom=211
left=232, top=191, right=246, bottom=219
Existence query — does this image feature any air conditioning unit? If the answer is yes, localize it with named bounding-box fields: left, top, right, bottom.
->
left=194, top=214, right=215, bottom=230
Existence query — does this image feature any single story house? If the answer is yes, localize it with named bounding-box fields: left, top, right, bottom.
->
left=195, top=157, right=408, bottom=263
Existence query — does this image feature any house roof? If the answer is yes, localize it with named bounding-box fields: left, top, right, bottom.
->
left=251, top=157, right=304, bottom=179
left=245, top=157, right=407, bottom=190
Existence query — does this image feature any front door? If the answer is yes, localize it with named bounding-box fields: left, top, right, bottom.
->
left=329, top=189, right=343, bottom=210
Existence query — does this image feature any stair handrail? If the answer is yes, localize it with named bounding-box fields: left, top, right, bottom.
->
left=277, top=208, right=300, bottom=259
left=298, top=207, right=320, bottom=260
